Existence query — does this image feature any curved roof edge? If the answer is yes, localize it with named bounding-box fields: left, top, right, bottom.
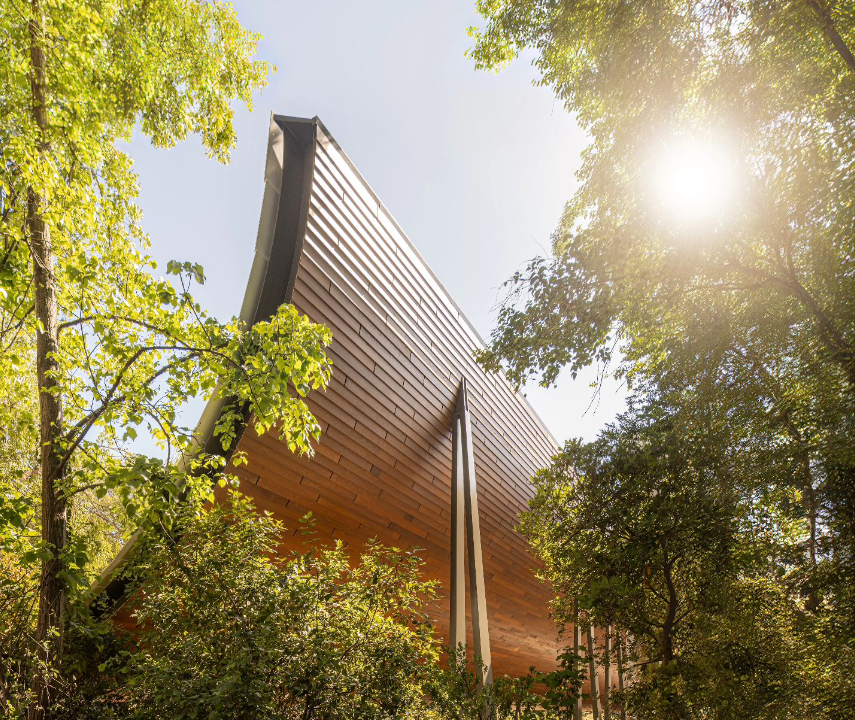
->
left=91, top=112, right=557, bottom=610
left=90, top=114, right=317, bottom=606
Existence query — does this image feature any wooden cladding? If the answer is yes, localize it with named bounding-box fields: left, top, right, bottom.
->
left=232, top=116, right=560, bottom=678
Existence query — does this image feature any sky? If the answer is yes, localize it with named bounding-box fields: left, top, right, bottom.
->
left=128, top=0, right=627, bottom=445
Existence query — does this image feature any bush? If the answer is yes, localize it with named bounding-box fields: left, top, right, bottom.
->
left=78, top=493, right=439, bottom=720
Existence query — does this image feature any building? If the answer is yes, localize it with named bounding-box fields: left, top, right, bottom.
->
left=97, top=114, right=563, bottom=681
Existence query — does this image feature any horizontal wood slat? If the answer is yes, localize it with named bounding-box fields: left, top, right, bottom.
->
left=234, top=119, right=560, bottom=678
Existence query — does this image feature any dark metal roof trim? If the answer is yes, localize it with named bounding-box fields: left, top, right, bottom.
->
left=90, top=115, right=318, bottom=612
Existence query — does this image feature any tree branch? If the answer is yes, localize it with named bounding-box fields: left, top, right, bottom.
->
left=804, top=0, right=855, bottom=74
left=57, top=347, right=202, bottom=476
left=57, top=314, right=181, bottom=338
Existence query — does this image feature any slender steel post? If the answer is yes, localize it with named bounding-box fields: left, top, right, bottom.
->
left=451, top=379, right=493, bottom=686
left=450, top=414, right=466, bottom=650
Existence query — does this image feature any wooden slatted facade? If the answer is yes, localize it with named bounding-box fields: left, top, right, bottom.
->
left=225, top=116, right=561, bottom=679
left=94, top=114, right=565, bottom=681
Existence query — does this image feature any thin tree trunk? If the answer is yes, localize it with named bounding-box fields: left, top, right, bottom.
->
left=27, top=2, right=66, bottom=719
left=603, top=625, right=612, bottom=720
left=586, top=619, right=600, bottom=720
left=800, top=460, right=820, bottom=612
left=616, top=628, right=626, bottom=720
left=573, top=601, right=582, bottom=720
left=661, top=562, right=677, bottom=664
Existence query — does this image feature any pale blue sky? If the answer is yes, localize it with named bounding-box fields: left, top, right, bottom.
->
left=129, top=0, right=627, bottom=445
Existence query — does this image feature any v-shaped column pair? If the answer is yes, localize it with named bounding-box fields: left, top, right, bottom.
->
left=450, top=378, right=493, bottom=685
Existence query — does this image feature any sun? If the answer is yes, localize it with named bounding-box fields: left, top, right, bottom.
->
left=649, top=137, right=735, bottom=226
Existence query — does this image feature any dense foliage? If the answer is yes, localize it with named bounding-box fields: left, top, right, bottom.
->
left=67, top=494, right=440, bottom=720
left=1, top=1, right=332, bottom=716
left=46, top=496, right=582, bottom=720
left=521, top=405, right=804, bottom=719
left=470, top=0, right=855, bottom=717
left=428, top=646, right=581, bottom=720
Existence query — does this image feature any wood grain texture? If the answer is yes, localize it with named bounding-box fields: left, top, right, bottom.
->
left=234, top=119, right=561, bottom=679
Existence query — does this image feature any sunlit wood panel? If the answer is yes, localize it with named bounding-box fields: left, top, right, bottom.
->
left=232, top=116, right=560, bottom=679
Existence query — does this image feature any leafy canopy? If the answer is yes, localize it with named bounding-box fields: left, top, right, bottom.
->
left=521, top=403, right=804, bottom=719
left=1, top=0, right=332, bottom=524
left=1, top=0, right=333, bottom=715
left=470, top=0, right=855, bottom=400
left=470, top=1, right=855, bottom=718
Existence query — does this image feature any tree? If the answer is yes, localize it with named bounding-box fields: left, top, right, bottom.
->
left=1, top=2, right=333, bottom=717
left=520, top=402, right=804, bottom=719
left=469, top=1, right=855, bottom=715
left=0, top=355, right=134, bottom=715
left=75, top=493, right=439, bottom=720
left=427, top=646, right=495, bottom=720
left=522, top=405, right=736, bottom=665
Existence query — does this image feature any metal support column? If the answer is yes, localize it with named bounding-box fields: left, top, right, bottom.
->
left=450, top=412, right=466, bottom=651
left=450, top=378, right=493, bottom=685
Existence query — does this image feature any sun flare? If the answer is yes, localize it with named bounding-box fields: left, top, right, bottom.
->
left=650, top=138, right=735, bottom=226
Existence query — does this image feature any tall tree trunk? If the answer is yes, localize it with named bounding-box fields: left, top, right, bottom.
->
left=794, top=449, right=821, bottom=612
left=616, top=628, right=626, bottom=720
left=602, top=626, right=611, bottom=720
left=27, top=2, right=66, bottom=718
left=586, top=618, right=600, bottom=720
left=661, top=561, right=677, bottom=664
left=804, top=0, right=855, bottom=74
left=572, top=601, right=582, bottom=720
